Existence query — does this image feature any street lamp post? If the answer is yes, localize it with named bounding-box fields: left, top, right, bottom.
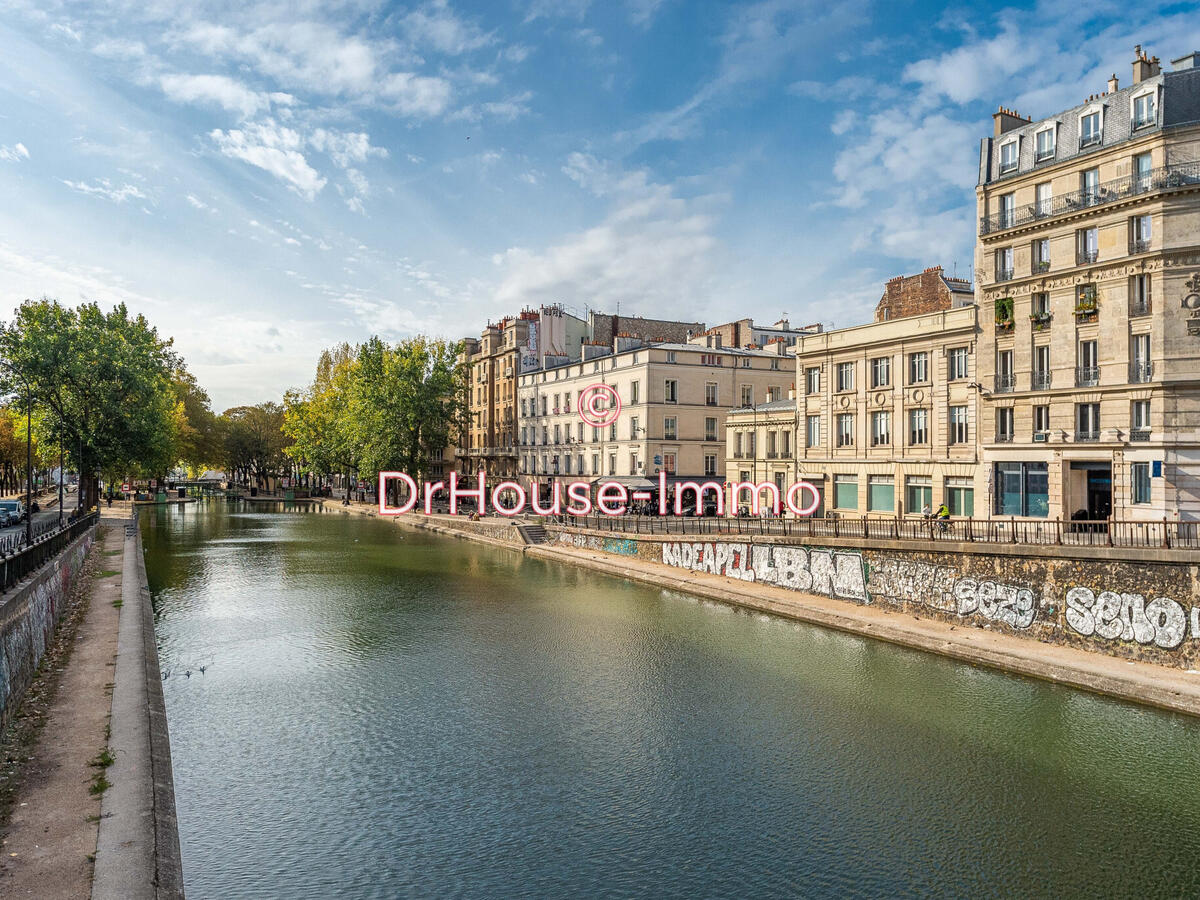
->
left=25, top=392, right=32, bottom=547
left=58, top=435, right=64, bottom=528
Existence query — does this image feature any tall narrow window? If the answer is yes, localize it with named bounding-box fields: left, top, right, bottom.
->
left=1131, top=334, right=1151, bottom=383
left=1035, top=181, right=1053, bottom=216
left=948, top=347, right=969, bottom=380
left=870, top=356, right=891, bottom=388
left=836, top=413, right=855, bottom=447
left=1134, top=152, right=1152, bottom=191
left=1131, top=215, right=1152, bottom=253
left=949, top=406, right=969, bottom=445
left=1080, top=113, right=1101, bottom=148
left=908, top=408, right=928, bottom=445
left=1035, top=130, right=1055, bottom=162
left=1132, top=399, right=1151, bottom=434
left=999, top=142, right=1018, bottom=174
left=664, top=379, right=678, bottom=403
left=996, top=407, right=1014, bottom=442
left=1076, top=227, right=1098, bottom=264
left=836, top=362, right=854, bottom=392
left=908, top=352, right=929, bottom=384
left=999, top=192, right=1015, bottom=227
left=1131, top=274, right=1152, bottom=315
left=1133, top=93, right=1156, bottom=129
left=870, top=411, right=890, bottom=446
left=1081, top=167, right=1099, bottom=203
left=806, top=415, right=820, bottom=448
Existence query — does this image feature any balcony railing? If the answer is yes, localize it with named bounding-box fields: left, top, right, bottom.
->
left=1130, top=429, right=1151, bottom=442
left=1130, top=238, right=1151, bottom=254
left=1032, top=371, right=1052, bottom=390
left=1079, top=133, right=1102, bottom=149
left=994, top=373, right=1015, bottom=393
left=1076, top=249, right=1099, bottom=265
left=980, top=162, right=1200, bottom=234
left=1076, top=366, right=1100, bottom=387
left=1130, top=299, right=1151, bottom=316
left=1075, top=431, right=1100, bottom=442
left=995, top=268, right=1015, bottom=282
left=995, top=433, right=1014, bottom=443
left=1130, top=362, right=1154, bottom=383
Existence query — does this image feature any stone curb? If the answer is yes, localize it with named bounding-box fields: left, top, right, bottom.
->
left=92, top=520, right=184, bottom=899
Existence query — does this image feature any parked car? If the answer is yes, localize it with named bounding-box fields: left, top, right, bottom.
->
left=0, top=500, right=26, bottom=525
left=0, top=509, right=10, bottom=528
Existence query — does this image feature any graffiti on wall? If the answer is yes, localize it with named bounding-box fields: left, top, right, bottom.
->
left=0, top=535, right=93, bottom=723
left=1064, top=587, right=1188, bottom=649
left=866, top=558, right=1037, bottom=629
left=602, top=538, right=638, bottom=557
left=660, top=541, right=868, bottom=601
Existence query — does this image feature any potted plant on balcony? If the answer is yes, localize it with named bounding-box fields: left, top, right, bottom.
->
left=1029, top=310, right=1052, bottom=331
left=994, top=297, right=1015, bottom=331
left=1074, top=284, right=1098, bottom=317
left=1034, top=260, right=1051, bottom=274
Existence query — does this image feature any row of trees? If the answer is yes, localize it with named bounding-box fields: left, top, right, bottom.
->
left=283, top=337, right=466, bottom=492
left=0, top=299, right=208, bottom=510
left=0, top=298, right=468, bottom=509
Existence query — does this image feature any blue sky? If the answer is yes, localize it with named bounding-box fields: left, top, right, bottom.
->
left=2, top=0, right=1199, bottom=409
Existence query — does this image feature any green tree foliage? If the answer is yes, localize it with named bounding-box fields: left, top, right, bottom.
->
left=283, top=336, right=466, bottom=488
left=220, top=402, right=289, bottom=490
left=0, top=298, right=212, bottom=507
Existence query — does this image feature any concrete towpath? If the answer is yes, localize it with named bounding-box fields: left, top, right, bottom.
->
left=0, top=504, right=181, bottom=899
left=0, top=520, right=123, bottom=897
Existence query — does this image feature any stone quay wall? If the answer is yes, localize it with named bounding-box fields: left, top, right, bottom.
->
left=547, top=526, right=1200, bottom=669
left=0, top=527, right=95, bottom=735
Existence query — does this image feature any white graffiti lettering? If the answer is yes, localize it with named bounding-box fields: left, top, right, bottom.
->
left=1065, top=586, right=1187, bottom=649
left=660, top=542, right=867, bottom=601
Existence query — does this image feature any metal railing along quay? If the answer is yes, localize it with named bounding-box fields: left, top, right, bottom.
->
left=0, top=511, right=100, bottom=593
left=550, top=512, right=1200, bottom=549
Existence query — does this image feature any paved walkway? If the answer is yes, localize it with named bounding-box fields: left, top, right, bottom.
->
left=0, top=520, right=123, bottom=897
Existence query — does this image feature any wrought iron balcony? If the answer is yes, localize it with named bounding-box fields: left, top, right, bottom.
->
left=995, top=268, right=1015, bottom=283
left=1076, top=366, right=1100, bottom=387
left=994, top=373, right=1016, bottom=393
left=980, top=162, right=1200, bottom=235
left=995, top=433, right=1014, bottom=443
left=1032, top=371, right=1052, bottom=390
left=1075, top=431, right=1100, bottom=442
left=1130, top=429, right=1151, bottom=442
left=1077, top=249, right=1099, bottom=265
left=1130, top=238, right=1151, bottom=254
left=1130, top=362, right=1154, bottom=383
left=1079, top=133, right=1102, bottom=149
left=1130, top=299, right=1151, bottom=317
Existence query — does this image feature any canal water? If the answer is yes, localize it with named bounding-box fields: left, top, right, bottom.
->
left=142, top=502, right=1200, bottom=899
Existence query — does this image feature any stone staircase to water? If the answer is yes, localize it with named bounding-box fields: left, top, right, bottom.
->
left=516, top=523, right=549, bottom=545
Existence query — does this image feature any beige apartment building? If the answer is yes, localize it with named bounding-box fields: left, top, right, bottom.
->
left=458, top=306, right=589, bottom=481
left=517, top=337, right=795, bottom=498
left=727, top=302, right=981, bottom=517
left=976, top=47, right=1200, bottom=522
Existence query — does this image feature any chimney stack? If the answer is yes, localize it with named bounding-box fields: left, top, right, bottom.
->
left=1108, top=73, right=1119, bottom=93
left=1132, top=45, right=1162, bottom=83
left=993, top=106, right=1031, bottom=137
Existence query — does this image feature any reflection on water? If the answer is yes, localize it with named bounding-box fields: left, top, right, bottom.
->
left=144, top=502, right=1200, bottom=899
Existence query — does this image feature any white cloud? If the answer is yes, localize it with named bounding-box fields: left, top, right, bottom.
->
left=209, top=119, right=326, bottom=200
left=378, top=72, right=453, bottom=116
left=627, top=0, right=667, bottom=26
left=0, top=143, right=30, bottom=162
left=160, top=73, right=273, bottom=120
left=184, top=193, right=217, bottom=212
left=402, top=0, right=494, bottom=55
left=525, top=0, right=592, bottom=22
left=448, top=90, right=533, bottom=122
left=59, top=178, right=147, bottom=203
left=495, top=154, right=721, bottom=310
left=309, top=129, right=388, bottom=168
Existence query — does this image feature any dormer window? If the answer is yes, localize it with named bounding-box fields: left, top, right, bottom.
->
left=1080, top=111, right=1101, bottom=148
left=1132, top=92, right=1156, bottom=129
left=999, top=140, right=1018, bottom=174
left=1035, top=126, right=1055, bottom=161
